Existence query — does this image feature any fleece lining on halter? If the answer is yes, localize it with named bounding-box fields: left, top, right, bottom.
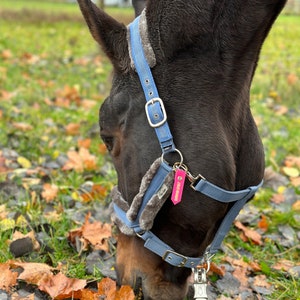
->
left=112, top=14, right=263, bottom=269
left=127, top=9, right=156, bottom=70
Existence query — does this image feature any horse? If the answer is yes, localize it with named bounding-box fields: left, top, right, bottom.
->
left=77, top=1, right=287, bottom=299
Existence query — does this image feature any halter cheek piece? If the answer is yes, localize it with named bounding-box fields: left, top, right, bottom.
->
left=112, top=13, right=263, bottom=291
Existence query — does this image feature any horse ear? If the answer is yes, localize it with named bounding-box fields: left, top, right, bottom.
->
left=77, top=0, right=130, bottom=72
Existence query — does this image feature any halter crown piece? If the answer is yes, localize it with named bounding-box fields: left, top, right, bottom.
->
left=112, top=12, right=263, bottom=298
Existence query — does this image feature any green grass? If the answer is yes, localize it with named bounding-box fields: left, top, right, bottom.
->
left=0, top=2, right=299, bottom=299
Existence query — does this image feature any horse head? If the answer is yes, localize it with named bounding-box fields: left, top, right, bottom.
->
left=77, top=1, right=286, bottom=299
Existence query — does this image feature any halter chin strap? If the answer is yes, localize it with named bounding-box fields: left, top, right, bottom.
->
left=113, top=14, right=263, bottom=269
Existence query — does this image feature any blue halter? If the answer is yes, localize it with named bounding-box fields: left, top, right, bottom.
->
left=113, top=15, right=263, bottom=268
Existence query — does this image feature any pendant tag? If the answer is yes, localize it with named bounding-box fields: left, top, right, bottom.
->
left=171, top=168, right=186, bottom=205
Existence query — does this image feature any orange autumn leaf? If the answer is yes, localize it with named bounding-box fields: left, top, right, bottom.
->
left=98, top=143, right=108, bottom=155
left=78, top=138, right=91, bottom=149
left=98, top=278, right=117, bottom=300
left=81, top=214, right=112, bottom=252
left=292, top=200, right=300, bottom=212
left=65, top=123, right=80, bottom=135
left=257, top=215, right=268, bottom=232
left=234, top=221, right=262, bottom=245
left=41, top=183, right=58, bottom=202
left=38, top=272, right=86, bottom=299
left=9, top=261, right=55, bottom=285
left=287, top=73, right=298, bottom=85
left=284, top=156, right=300, bottom=168
left=63, top=147, right=97, bottom=172
left=115, top=285, right=135, bottom=300
left=0, top=263, right=18, bottom=292
left=81, top=184, right=108, bottom=202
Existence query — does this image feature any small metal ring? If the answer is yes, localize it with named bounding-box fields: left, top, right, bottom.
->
left=161, top=148, right=183, bottom=166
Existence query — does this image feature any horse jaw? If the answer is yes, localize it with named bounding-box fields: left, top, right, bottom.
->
left=77, top=0, right=131, bottom=73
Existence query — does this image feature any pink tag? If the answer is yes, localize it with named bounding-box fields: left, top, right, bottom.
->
left=171, top=168, right=186, bottom=205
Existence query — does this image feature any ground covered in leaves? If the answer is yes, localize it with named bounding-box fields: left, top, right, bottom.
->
left=0, top=1, right=299, bottom=299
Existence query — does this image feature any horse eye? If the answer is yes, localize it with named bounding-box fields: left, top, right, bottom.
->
left=101, top=136, right=114, bottom=152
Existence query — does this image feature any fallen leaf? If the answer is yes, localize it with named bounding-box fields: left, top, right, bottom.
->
left=41, top=183, right=58, bottom=202
left=252, top=274, right=271, bottom=289
left=234, top=221, right=262, bottom=245
left=115, top=285, right=135, bottom=300
left=282, top=167, right=299, bottom=178
left=9, top=261, right=54, bottom=285
left=65, top=123, right=80, bottom=135
left=81, top=184, right=108, bottom=202
left=272, top=259, right=294, bottom=272
left=98, top=277, right=117, bottom=300
left=82, top=214, right=112, bottom=252
left=292, top=200, right=300, bottom=211
left=38, top=272, right=86, bottom=299
left=284, top=156, right=300, bottom=168
left=17, top=156, right=32, bottom=168
left=12, top=122, right=33, bottom=131
left=291, top=177, right=300, bottom=187
left=78, top=138, right=91, bottom=149
left=0, top=263, right=18, bottom=292
left=257, top=215, right=268, bottom=232
left=271, top=193, right=285, bottom=204
left=63, top=147, right=97, bottom=172
left=287, top=73, right=298, bottom=85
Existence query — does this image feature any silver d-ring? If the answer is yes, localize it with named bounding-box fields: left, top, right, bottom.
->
left=161, top=148, right=183, bottom=166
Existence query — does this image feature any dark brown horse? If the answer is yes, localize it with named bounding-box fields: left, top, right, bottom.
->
left=77, top=1, right=286, bottom=299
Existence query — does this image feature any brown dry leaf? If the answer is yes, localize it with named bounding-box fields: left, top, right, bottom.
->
left=81, top=184, right=108, bottom=202
left=1, top=49, right=13, bottom=59
left=224, top=256, right=249, bottom=269
left=12, top=122, right=33, bottom=131
left=63, top=147, right=97, bottom=172
left=0, top=90, right=17, bottom=101
left=232, top=267, right=249, bottom=288
left=56, top=289, right=97, bottom=300
left=287, top=73, right=298, bottom=85
left=82, top=214, right=112, bottom=252
left=38, top=272, right=86, bottom=299
left=234, top=221, right=262, bottom=245
left=78, top=138, right=91, bottom=149
left=252, top=274, right=271, bottom=289
left=81, top=99, right=97, bottom=109
left=41, top=183, right=58, bottom=202
left=98, top=277, right=117, bottom=300
left=271, top=193, right=285, bottom=204
left=248, top=261, right=261, bottom=272
left=98, top=143, right=108, bottom=155
left=115, top=285, right=135, bottom=300
left=56, top=85, right=81, bottom=106
left=285, top=156, right=300, bottom=168
left=291, top=177, right=300, bottom=187
left=9, top=261, right=54, bottom=285
left=65, top=123, right=80, bottom=136
left=272, top=259, right=295, bottom=272
left=0, top=262, right=18, bottom=292
left=292, top=200, right=300, bottom=212
left=274, top=105, right=288, bottom=116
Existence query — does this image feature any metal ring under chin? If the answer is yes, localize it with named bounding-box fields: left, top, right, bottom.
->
left=161, top=148, right=184, bottom=166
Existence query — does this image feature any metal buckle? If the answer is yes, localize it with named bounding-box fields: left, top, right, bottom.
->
left=145, top=98, right=167, bottom=128
left=162, top=250, right=188, bottom=267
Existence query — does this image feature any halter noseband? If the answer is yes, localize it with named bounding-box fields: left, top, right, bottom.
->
left=112, top=14, right=263, bottom=270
